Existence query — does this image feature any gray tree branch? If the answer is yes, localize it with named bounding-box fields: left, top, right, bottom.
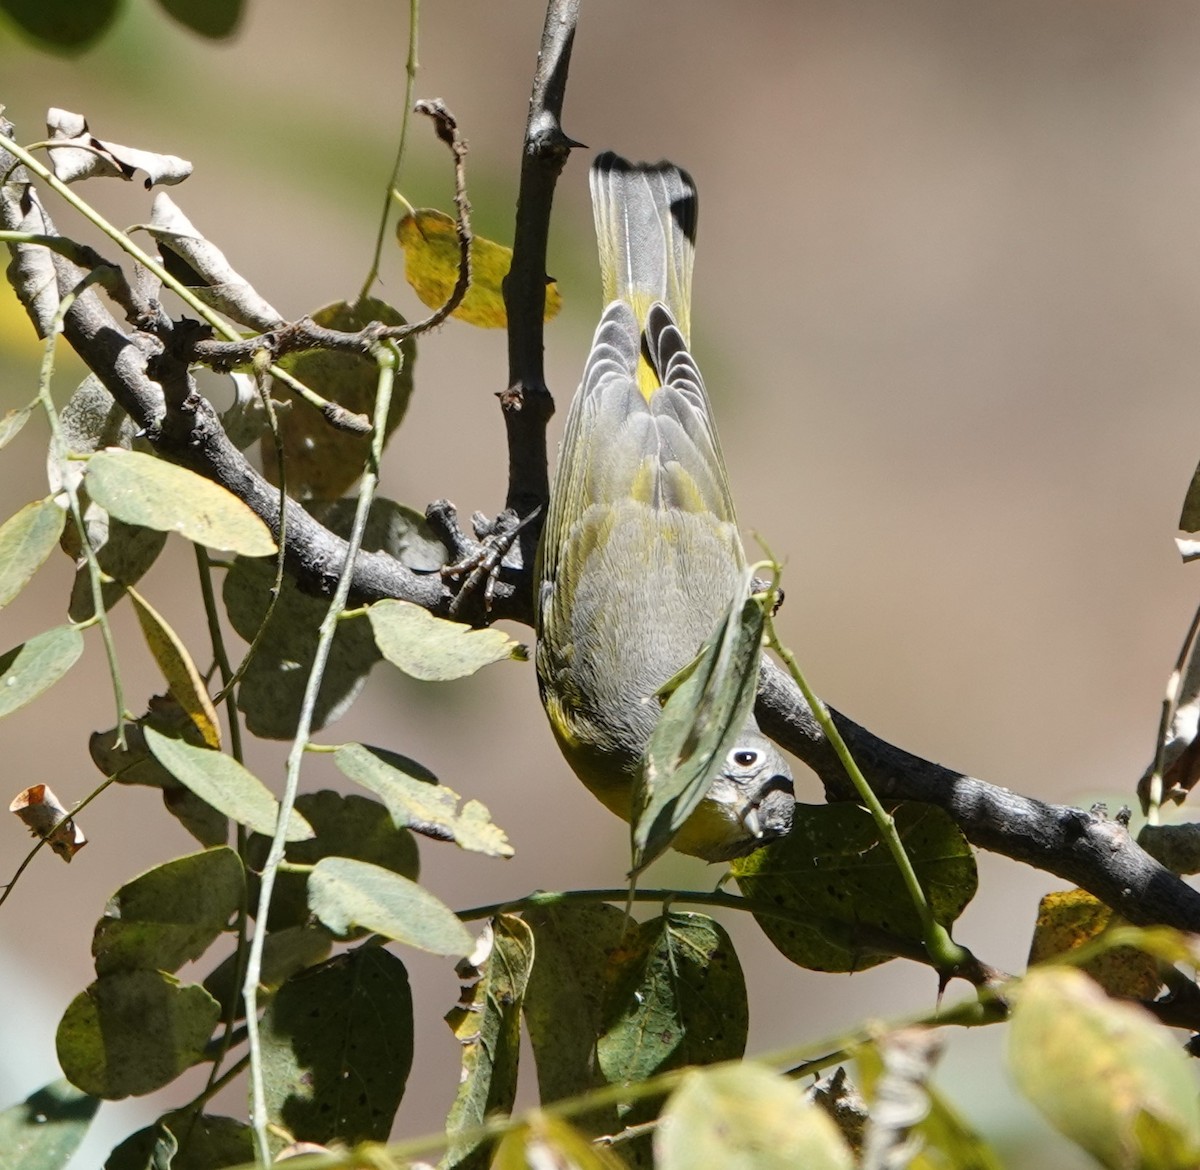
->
left=5, top=0, right=1200, bottom=941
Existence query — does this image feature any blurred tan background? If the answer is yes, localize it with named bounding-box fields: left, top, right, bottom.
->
left=3, top=1, right=1200, bottom=1165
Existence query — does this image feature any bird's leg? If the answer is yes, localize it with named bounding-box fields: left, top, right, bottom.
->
left=425, top=498, right=538, bottom=619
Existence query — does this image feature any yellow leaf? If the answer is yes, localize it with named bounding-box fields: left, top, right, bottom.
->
left=396, top=208, right=562, bottom=329
left=1028, top=888, right=1162, bottom=1001
left=128, top=587, right=221, bottom=749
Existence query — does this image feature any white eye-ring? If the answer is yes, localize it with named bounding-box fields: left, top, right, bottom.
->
left=732, top=749, right=758, bottom=768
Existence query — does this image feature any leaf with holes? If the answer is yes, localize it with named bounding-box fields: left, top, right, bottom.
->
left=334, top=742, right=511, bottom=857
left=444, top=915, right=535, bottom=1170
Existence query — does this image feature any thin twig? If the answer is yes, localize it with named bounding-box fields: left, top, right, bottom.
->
left=358, top=0, right=420, bottom=304
left=243, top=340, right=400, bottom=1163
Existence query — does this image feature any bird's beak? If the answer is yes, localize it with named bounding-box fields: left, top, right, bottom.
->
left=740, top=803, right=764, bottom=839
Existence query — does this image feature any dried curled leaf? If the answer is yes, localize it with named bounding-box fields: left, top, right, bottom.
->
left=9, top=783, right=86, bottom=860
left=396, top=208, right=562, bottom=329
left=45, top=108, right=192, bottom=187
left=149, top=192, right=284, bottom=331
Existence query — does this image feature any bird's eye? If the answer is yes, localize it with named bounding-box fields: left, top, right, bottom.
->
left=733, top=750, right=758, bottom=768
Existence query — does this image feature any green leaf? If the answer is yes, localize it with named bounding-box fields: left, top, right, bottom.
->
left=155, top=0, right=243, bottom=38
left=1009, top=967, right=1200, bottom=1170
left=632, top=571, right=766, bottom=875
left=334, top=742, right=512, bottom=857
left=261, top=947, right=413, bottom=1149
left=0, top=0, right=120, bottom=51
left=491, top=1117, right=626, bottom=1170
left=522, top=903, right=627, bottom=1138
left=105, top=1112, right=253, bottom=1170
left=731, top=802, right=977, bottom=972
left=56, top=970, right=220, bottom=1099
left=268, top=298, right=415, bottom=500
left=129, top=587, right=221, bottom=748
left=658, top=1064, right=855, bottom=1170
left=0, top=625, right=85, bottom=719
left=444, top=915, right=536, bottom=1170
left=202, top=924, right=332, bottom=1019
left=91, top=709, right=228, bottom=847
left=0, top=498, right=65, bottom=610
left=368, top=597, right=527, bottom=681
left=598, top=913, right=747, bottom=1098
left=69, top=519, right=167, bottom=622
left=86, top=449, right=276, bottom=555
left=0, top=1078, right=99, bottom=1169
left=143, top=726, right=313, bottom=841
left=222, top=552, right=380, bottom=740
left=91, top=847, right=243, bottom=976
left=1029, top=888, right=1162, bottom=1000
left=1180, top=457, right=1200, bottom=537
left=307, top=857, right=472, bottom=956
left=245, top=790, right=418, bottom=932
left=0, top=403, right=33, bottom=449
left=396, top=209, right=562, bottom=329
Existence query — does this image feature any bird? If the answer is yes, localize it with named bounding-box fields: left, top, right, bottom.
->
left=534, top=151, right=795, bottom=862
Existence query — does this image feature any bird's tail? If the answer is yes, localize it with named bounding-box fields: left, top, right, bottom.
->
left=590, top=152, right=698, bottom=352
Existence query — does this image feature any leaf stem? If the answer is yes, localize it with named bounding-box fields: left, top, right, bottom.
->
left=456, top=886, right=945, bottom=972
left=194, top=545, right=252, bottom=1101
left=242, top=340, right=400, bottom=1164
left=763, top=609, right=972, bottom=977
left=37, top=269, right=126, bottom=739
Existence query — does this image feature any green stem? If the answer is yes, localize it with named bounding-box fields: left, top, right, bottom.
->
left=764, top=610, right=971, bottom=976
left=456, top=886, right=936, bottom=971
left=214, top=375, right=288, bottom=705
left=36, top=268, right=126, bottom=738
left=242, top=340, right=400, bottom=1165
left=265, top=984, right=998, bottom=1170
left=193, top=546, right=251, bottom=1099
left=358, top=0, right=420, bottom=303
